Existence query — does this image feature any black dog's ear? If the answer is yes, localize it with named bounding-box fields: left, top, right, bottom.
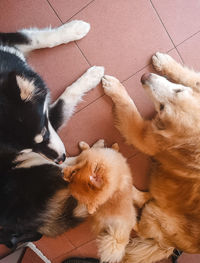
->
left=16, top=75, right=35, bottom=101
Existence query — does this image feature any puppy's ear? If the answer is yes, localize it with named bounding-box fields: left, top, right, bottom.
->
left=111, top=143, right=119, bottom=151
left=89, top=164, right=104, bottom=189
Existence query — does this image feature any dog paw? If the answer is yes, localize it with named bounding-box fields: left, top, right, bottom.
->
left=60, top=20, right=90, bottom=42
left=97, top=234, right=126, bottom=263
left=152, top=52, right=175, bottom=72
left=102, top=75, right=122, bottom=96
left=85, top=66, right=105, bottom=87
left=79, top=141, right=90, bottom=151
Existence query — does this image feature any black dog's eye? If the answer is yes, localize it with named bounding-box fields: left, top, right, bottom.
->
left=160, top=104, right=164, bottom=111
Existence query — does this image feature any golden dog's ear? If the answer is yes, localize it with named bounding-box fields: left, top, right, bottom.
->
left=154, top=117, right=174, bottom=138
left=154, top=116, right=165, bottom=130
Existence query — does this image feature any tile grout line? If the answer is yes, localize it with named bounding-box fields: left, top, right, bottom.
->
left=149, top=0, right=185, bottom=64
left=46, top=0, right=95, bottom=79
left=175, top=30, right=200, bottom=48
left=52, top=239, right=97, bottom=262
left=45, top=0, right=63, bottom=24
left=75, top=42, right=91, bottom=66
left=64, top=0, right=96, bottom=24
left=128, top=152, right=140, bottom=160
left=121, top=45, right=174, bottom=83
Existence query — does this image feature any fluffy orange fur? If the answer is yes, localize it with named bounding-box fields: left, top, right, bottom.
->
left=102, top=52, right=200, bottom=263
left=63, top=140, right=136, bottom=263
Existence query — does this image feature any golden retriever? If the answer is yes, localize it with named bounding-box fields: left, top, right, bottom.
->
left=63, top=140, right=136, bottom=263
left=102, top=52, right=200, bottom=263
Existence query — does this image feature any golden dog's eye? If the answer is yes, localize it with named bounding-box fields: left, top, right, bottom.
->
left=160, top=104, right=164, bottom=111
left=175, top=89, right=182, bottom=93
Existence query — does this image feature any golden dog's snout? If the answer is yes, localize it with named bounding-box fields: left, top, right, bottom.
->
left=141, top=73, right=151, bottom=84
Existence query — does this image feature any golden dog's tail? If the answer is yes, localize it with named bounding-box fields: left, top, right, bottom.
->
left=123, top=237, right=174, bottom=263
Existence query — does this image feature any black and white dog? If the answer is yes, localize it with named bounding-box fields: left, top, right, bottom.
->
left=0, top=20, right=104, bottom=250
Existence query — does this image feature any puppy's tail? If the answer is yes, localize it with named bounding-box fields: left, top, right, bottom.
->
left=123, top=237, right=174, bottom=263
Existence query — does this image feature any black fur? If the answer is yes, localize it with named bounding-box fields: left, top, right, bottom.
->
left=0, top=32, right=30, bottom=46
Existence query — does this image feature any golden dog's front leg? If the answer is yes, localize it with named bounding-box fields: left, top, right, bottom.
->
left=152, top=52, right=200, bottom=91
left=102, top=75, right=158, bottom=155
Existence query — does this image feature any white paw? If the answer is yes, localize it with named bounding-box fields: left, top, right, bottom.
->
left=60, top=20, right=90, bottom=42
left=152, top=52, right=174, bottom=72
left=85, top=66, right=105, bottom=87
left=102, top=75, right=120, bottom=95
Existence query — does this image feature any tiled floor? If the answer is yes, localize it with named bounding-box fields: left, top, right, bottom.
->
left=1, top=0, right=200, bottom=262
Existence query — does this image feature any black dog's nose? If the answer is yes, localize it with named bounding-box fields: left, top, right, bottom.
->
left=55, top=153, right=66, bottom=164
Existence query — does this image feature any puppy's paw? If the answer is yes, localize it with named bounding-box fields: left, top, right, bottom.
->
left=97, top=234, right=126, bottom=263
left=61, top=20, right=90, bottom=41
left=79, top=141, right=90, bottom=151
left=152, top=52, right=175, bottom=72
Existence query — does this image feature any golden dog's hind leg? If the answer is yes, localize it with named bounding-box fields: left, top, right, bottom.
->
left=152, top=52, right=200, bottom=91
left=102, top=75, right=158, bottom=155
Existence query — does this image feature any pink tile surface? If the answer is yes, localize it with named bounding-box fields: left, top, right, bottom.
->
left=152, top=0, right=200, bottom=45
left=59, top=95, right=136, bottom=158
left=22, top=248, right=44, bottom=263
left=179, top=253, right=200, bottom=263
left=0, top=0, right=60, bottom=31
left=48, top=0, right=93, bottom=23
left=2, top=1, right=200, bottom=263
left=34, top=233, right=74, bottom=260
left=53, top=240, right=98, bottom=263
left=0, top=245, right=11, bottom=259
left=177, top=32, right=200, bottom=71
left=65, top=220, right=95, bottom=247
left=73, top=0, right=173, bottom=82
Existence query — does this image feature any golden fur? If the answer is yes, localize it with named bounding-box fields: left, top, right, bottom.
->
left=63, top=140, right=136, bottom=263
left=102, top=52, right=200, bottom=262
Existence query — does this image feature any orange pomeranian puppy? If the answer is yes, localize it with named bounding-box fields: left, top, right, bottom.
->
left=63, top=140, right=136, bottom=263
